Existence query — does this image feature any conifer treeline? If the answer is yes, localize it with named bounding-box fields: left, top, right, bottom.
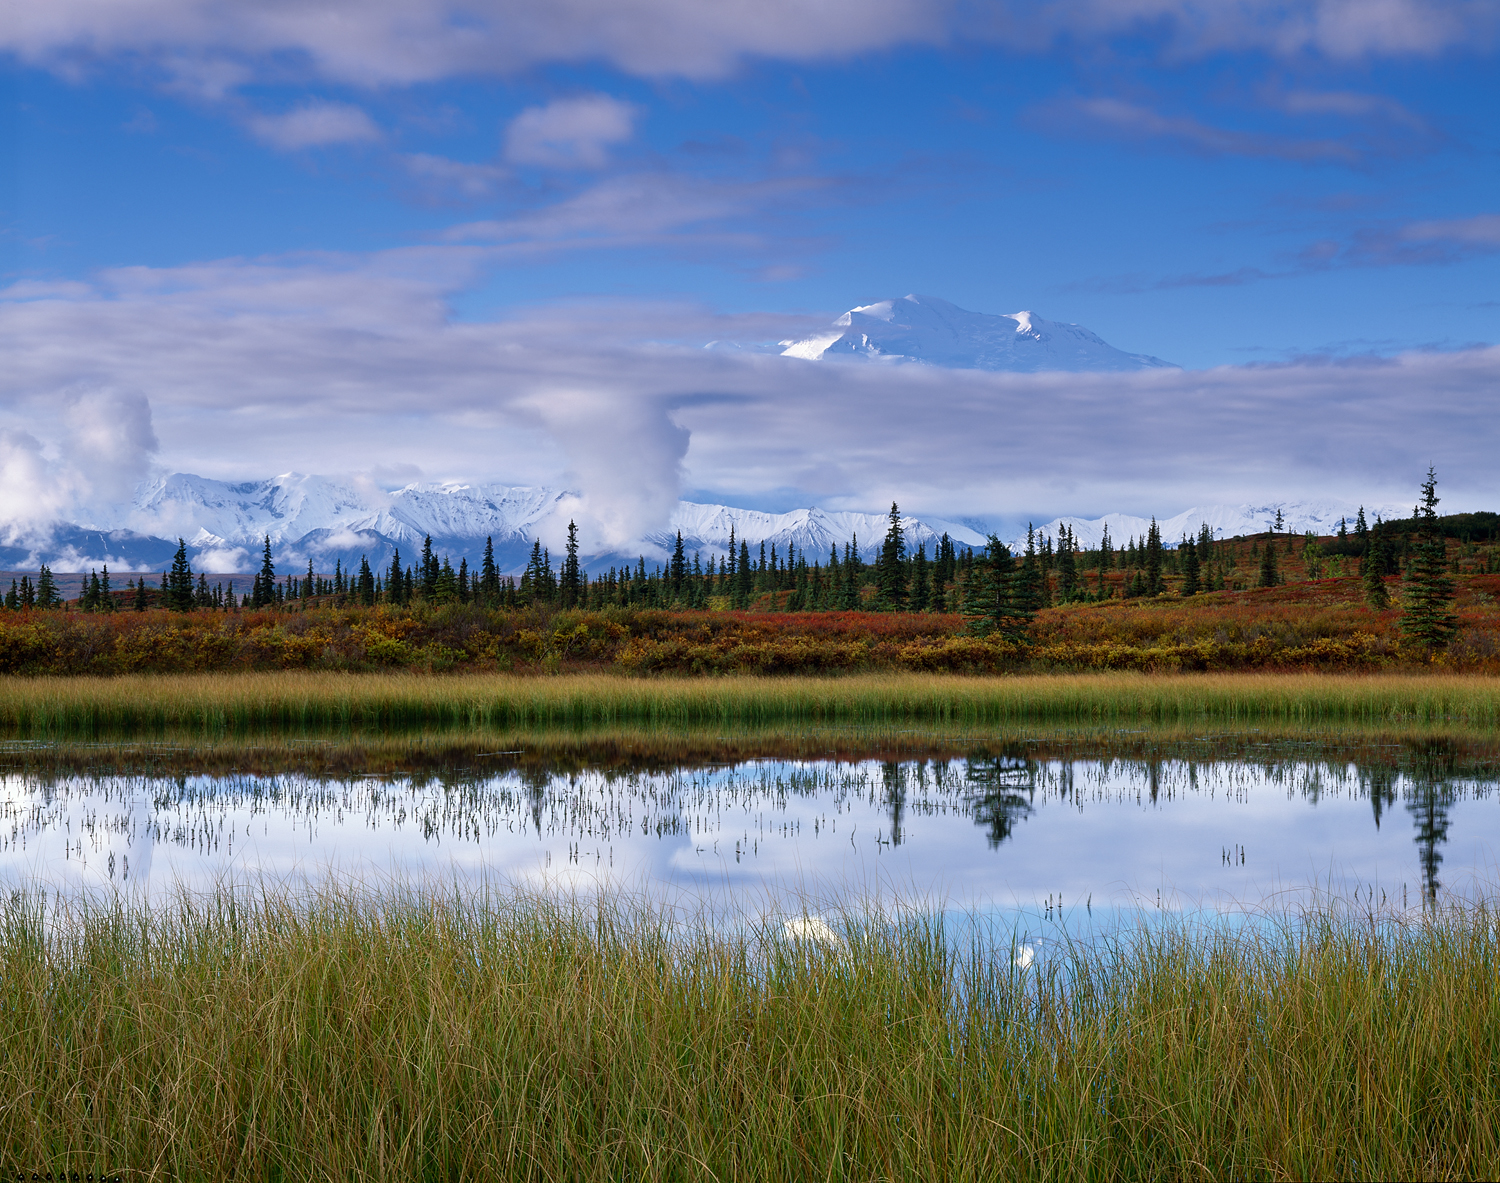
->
left=2, top=480, right=1481, bottom=653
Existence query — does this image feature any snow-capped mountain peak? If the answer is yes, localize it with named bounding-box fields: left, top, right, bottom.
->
left=779, top=294, right=1177, bottom=373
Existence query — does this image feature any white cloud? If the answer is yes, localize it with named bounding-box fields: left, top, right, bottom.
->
left=5, top=1, right=1491, bottom=93
left=247, top=101, right=381, bottom=150
left=504, top=95, right=637, bottom=169
left=2, top=248, right=1498, bottom=540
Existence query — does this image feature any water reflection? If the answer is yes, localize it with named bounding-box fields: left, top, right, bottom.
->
left=2, top=749, right=1498, bottom=911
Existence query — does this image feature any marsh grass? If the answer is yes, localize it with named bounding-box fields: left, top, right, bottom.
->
left=3, top=670, right=1500, bottom=739
left=5, top=885, right=1500, bottom=1180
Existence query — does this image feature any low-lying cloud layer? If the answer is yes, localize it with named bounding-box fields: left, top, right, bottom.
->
left=2, top=248, right=1496, bottom=548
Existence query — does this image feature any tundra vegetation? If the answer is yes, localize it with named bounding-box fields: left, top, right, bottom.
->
left=7, top=483, right=1496, bottom=676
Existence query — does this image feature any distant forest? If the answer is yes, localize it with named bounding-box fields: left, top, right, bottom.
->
left=10, top=499, right=1499, bottom=623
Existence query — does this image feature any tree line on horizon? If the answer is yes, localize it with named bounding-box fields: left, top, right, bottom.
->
left=4, top=472, right=1483, bottom=648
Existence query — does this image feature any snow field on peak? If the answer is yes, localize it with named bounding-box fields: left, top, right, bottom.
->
left=777, top=294, right=1178, bottom=373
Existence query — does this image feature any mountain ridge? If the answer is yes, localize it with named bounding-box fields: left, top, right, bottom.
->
left=777, top=294, right=1178, bottom=373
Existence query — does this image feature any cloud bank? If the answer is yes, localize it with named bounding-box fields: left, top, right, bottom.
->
left=7, top=1, right=1494, bottom=92
left=2, top=248, right=1497, bottom=544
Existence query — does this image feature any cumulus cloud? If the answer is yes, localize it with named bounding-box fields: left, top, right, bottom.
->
left=247, top=101, right=381, bottom=150
left=0, top=386, right=159, bottom=539
left=2, top=247, right=1498, bottom=538
left=5, top=1, right=1492, bottom=93
left=505, top=95, right=637, bottom=170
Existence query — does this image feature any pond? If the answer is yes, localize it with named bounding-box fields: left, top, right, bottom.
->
left=4, top=737, right=1496, bottom=919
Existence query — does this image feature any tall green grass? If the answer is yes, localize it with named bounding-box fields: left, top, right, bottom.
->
left=3, top=670, right=1499, bottom=736
left=5, top=887, right=1500, bottom=1180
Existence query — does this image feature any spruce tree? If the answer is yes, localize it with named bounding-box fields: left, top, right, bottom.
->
left=168, top=541, right=195, bottom=611
left=875, top=502, right=908, bottom=610
left=251, top=536, right=274, bottom=609
left=669, top=530, right=686, bottom=599
left=357, top=556, right=376, bottom=605
left=1057, top=526, right=1077, bottom=601
left=480, top=538, right=499, bottom=606
left=1363, top=531, right=1390, bottom=609
left=563, top=521, right=583, bottom=608
left=5, top=579, right=16, bottom=610
left=195, top=572, right=211, bottom=608
left=1016, top=527, right=1044, bottom=617
left=1144, top=518, right=1163, bottom=596
left=1180, top=536, right=1201, bottom=596
left=421, top=535, right=438, bottom=600
left=134, top=577, right=148, bottom=612
left=735, top=540, right=753, bottom=608
left=1258, top=533, right=1279, bottom=588
left=910, top=544, right=930, bottom=612
left=1401, top=468, right=1458, bottom=648
left=36, top=566, right=59, bottom=608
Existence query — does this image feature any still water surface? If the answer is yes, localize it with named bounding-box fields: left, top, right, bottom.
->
left=4, top=750, right=1496, bottom=914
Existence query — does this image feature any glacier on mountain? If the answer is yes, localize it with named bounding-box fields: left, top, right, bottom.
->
left=778, top=294, right=1177, bottom=373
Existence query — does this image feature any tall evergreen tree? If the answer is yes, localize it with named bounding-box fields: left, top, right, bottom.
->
left=735, top=540, right=753, bottom=608
left=169, top=540, right=196, bottom=611
left=420, top=535, right=438, bottom=599
left=875, top=502, right=908, bottom=611
left=1258, top=535, right=1279, bottom=588
left=1144, top=518, right=1164, bottom=596
left=669, top=529, right=686, bottom=599
left=1099, top=524, right=1114, bottom=572
left=1057, top=526, right=1078, bottom=601
left=1363, top=530, right=1391, bottom=609
left=36, top=566, right=60, bottom=608
left=357, top=556, right=376, bottom=605
left=562, top=521, right=583, bottom=608
left=386, top=547, right=406, bottom=606
left=1016, top=527, right=1044, bottom=617
left=251, top=536, right=274, bottom=608
left=1401, top=467, right=1458, bottom=648
left=1180, top=536, right=1201, bottom=596
left=480, top=537, right=499, bottom=606
left=134, top=576, right=149, bottom=612
left=910, top=544, right=931, bottom=612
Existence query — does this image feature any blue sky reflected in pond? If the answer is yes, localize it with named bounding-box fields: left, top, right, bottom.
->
left=2, top=757, right=1496, bottom=915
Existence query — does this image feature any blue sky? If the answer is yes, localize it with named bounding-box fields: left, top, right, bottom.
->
left=2, top=0, right=1498, bottom=539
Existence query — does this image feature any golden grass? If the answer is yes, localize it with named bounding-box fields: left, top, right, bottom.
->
left=6, top=886, right=1500, bottom=1180
left=2, top=669, right=1499, bottom=737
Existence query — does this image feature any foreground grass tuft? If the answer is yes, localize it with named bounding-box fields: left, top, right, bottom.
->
left=4, top=887, right=1500, bottom=1179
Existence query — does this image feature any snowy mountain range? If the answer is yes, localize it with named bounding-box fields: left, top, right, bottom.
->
left=775, top=294, right=1177, bottom=373
left=0, top=471, right=1417, bottom=576
left=1021, top=501, right=1413, bottom=553
left=0, top=473, right=987, bottom=574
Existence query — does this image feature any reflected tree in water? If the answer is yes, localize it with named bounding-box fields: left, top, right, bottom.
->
left=1361, top=765, right=1399, bottom=831
left=1405, top=745, right=1460, bottom=907
left=965, top=754, right=1036, bottom=849
left=881, top=762, right=905, bottom=846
